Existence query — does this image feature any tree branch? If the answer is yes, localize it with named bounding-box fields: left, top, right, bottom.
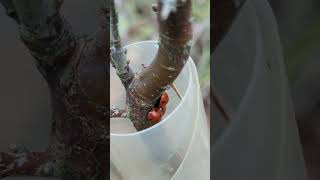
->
left=110, top=0, right=134, bottom=88
left=126, top=0, right=193, bottom=130
left=0, top=0, right=76, bottom=81
left=110, top=0, right=121, bottom=50
left=0, top=1, right=110, bottom=179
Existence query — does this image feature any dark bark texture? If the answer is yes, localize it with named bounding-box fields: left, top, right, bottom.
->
left=0, top=0, right=109, bottom=179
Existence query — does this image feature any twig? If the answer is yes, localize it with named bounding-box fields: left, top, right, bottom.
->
left=110, top=0, right=134, bottom=88
left=170, top=83, right=182, bottom=100
left=110, top=0, right=121, bottom=49
left=110, top=107, right=128, bottom=118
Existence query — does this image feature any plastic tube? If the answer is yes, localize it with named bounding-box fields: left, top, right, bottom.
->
left=110, top=41, right=210, bottom=180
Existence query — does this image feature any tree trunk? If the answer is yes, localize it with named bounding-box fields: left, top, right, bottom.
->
left=0, top=0, right=109, bottom=179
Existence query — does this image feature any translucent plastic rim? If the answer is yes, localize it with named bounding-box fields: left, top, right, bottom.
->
left=171, top=79, right=201, bottom=180
left=111, top=41, right=193, bottom=137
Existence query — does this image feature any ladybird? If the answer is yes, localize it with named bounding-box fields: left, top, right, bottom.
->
left=148, top=109, right=161, bottom=122
left=159, top=92, right=169, bottom=107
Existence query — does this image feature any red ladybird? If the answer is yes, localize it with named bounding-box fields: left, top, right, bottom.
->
left=159, top=92, right=169, bottom=107
left=148, top=109, right=161, bottom=122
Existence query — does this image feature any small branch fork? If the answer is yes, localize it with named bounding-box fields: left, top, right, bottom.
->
left=111, top=0, right=193, bottom=131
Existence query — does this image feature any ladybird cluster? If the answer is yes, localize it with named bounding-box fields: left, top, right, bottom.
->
left=148, top=92, right=169, bottom=123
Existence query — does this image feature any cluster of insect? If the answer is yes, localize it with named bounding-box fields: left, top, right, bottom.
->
left=148, top=91, right=170, bottom=122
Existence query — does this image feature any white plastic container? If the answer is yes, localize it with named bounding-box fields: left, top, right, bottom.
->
left=110, top=41, right=210, bottom=180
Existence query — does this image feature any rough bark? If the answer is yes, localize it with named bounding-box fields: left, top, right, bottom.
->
left=125, top=0, right=193, bottom=131
left=0, top=0, right=109, bottom=179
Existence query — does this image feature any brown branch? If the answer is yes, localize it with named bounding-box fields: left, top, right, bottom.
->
left=127, top=0, right=193, bottom=130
